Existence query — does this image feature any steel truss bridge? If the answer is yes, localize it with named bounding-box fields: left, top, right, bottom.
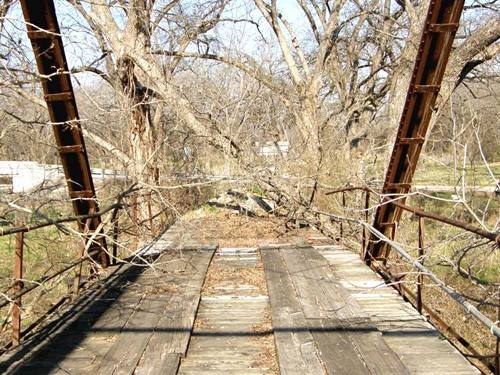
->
left=0, top=0, right=498, bottom=374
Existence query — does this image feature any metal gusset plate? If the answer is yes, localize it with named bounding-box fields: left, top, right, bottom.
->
left=366, top=0, right=465, bottom=262
left=20, top=0, right=109, bottom=267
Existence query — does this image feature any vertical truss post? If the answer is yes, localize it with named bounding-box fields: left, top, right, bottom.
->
left=361, top=190, right=370, bottom=255
left=340, top=192, right=345, bottom=238
left=147, top=191, right=155, bottom=236
left=132, top=194, right=139, bottom=251
left=496, top=287, right=499, bottom=375
left=20, top=0, right=109, bottom=267
left=12, top=226, right=24, bottom=346
left=416, top=216, right=425, bottom=314
left=111, top=211, right=119, bottom=266
left=74, top=216, right=92, bottom=296
left=366, top=0, right=465, bottom=263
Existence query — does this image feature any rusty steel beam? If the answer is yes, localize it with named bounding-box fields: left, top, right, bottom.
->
left=12, top=228, right=23, bottom=346
left=366, top=0, right=465, bottom=262
left=20, top=0, right=109, bottom=267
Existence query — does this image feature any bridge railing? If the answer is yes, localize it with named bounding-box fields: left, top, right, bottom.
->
left=325, top=186, right=499, bottom=373
left=0, top=186, right=170, bottom=353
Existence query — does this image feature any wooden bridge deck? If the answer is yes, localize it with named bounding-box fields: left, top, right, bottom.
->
left=0, top=214, right=479, bottom=374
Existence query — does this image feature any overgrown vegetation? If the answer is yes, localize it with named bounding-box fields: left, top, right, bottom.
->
left=0, top=0, right=498, bottom=371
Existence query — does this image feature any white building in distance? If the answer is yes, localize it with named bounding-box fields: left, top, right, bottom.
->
left=0, top=161, right=127, bottom=193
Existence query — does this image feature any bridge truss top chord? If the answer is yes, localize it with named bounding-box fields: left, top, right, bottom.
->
left=19, top=0, right=109, bottom=267
left=366, top=0, right=466, bottom=262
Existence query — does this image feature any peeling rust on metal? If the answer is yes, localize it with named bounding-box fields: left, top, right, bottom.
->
left=20, top=0, right=109, bottom=267
left=366, top=0, right=466, bottom=263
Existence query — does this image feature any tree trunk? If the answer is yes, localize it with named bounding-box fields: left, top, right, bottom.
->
left=117, top=56, right=158, bottom=186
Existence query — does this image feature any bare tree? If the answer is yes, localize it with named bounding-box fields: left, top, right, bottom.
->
left=160, top=1, right=498, bottom=169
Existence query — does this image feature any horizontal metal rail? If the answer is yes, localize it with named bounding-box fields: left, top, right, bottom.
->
left=0, top=187, right=139, bottom=305
left=0, top=188, right=164, bottom=350
left=325, top=186, right=373, bottom=195
left=0, top=203, right=123, bottom=237
left=392, top=200, right=499, bottom=244
left=366, top=223, right=500, bottom=338
left=313, top=207, right=500, bottom=339
left=325, top=186, right=499, bottom=244
left=0, top=256, right=90, bottom=309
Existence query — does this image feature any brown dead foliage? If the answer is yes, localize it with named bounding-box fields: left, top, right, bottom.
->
left=184, top=210, right=284, bottom=245
left=187, top=209, right=279, bottom=373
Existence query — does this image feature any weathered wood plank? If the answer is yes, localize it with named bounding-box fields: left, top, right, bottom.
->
left=261, top=248, right=326, bottom=375
left=94, top=295, right=170, bottom=375
left=93, top=246, right=214, bottom=375
left=178, top=245, right=275, bottom=374
left=280, top=248, right=355, bottom=320
left=135, top=247, right=215, bottom=375
left=142, top=293, right=200, bottom=357
left=134, top=353, right=180, bottom=375
left=279, top=247, right=409, bottom=374
left=308, top=319, right=370, bottom=374
left=89, top=293, right=144, bottom=334
left=318, top=246, right=480, bottom=374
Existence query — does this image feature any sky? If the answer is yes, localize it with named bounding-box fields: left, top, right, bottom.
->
left=1, top=0, right=307, bottom=86
left=1, top=0, right=492, bottom=88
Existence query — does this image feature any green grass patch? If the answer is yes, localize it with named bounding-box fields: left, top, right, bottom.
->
left=414, top=161, right=499, bottom=187
left=249, top=184, right=265, bottom=196
left=0, top=235, right=15, bottom=282
left=201, top=204, right=219, bottom=213
left=0, top=225, right=78, bottom=289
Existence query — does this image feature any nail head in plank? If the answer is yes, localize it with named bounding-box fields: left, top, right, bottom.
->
left=135, top=353, right=180, bottom=375
left=261, top=248, right=326, bottom=374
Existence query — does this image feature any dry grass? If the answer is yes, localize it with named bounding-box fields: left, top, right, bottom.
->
left=203, top=264, right=268, bottom=296
left=251, top=313, right=279, bottom=373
